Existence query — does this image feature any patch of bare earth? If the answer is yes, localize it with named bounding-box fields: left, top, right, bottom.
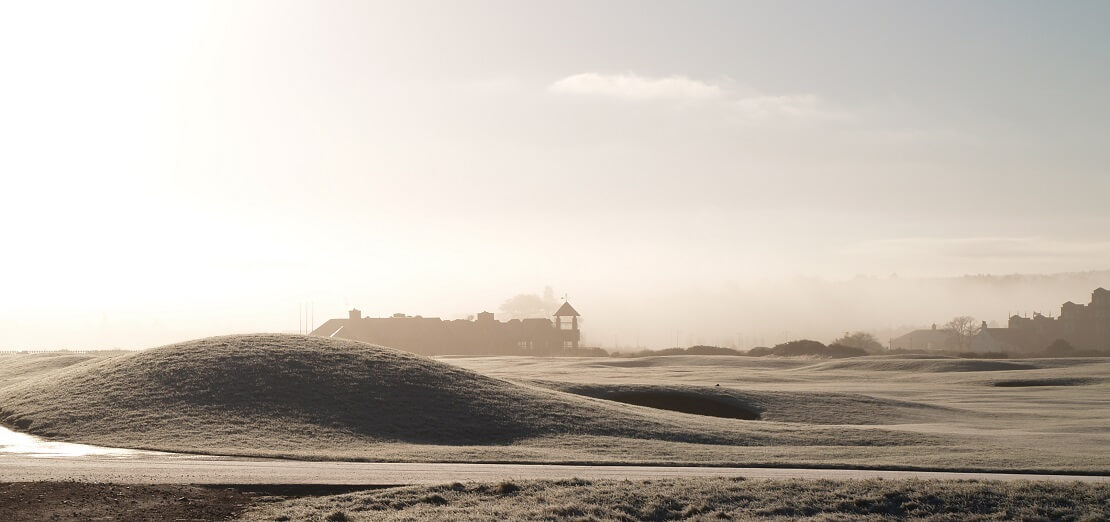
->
left=0, top=482, right=382, bottom=522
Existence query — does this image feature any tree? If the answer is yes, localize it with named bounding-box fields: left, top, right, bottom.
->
left=499, top=294, right=547, bottom=319
left=832, top=331, right=884, bottom=353
left=944, top=316, right=981, bottom=350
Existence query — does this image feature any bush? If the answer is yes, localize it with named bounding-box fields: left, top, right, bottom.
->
left=771, top=340, right=828, bottom=356
left=685, top=345, right=745, bottom=356
left=747, top=340, right=867, bottom=358
left=824, top=344, right=870, bottom=358
left=832, top=332, right=885, bottom=353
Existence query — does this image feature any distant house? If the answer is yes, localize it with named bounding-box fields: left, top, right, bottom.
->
left=309, top=301, right=583, bottom=356
left=890, top=324, right=955, bottom=351
left=972, top=323, right=1042, bottom=354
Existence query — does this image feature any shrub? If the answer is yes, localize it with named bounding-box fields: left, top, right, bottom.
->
left=771, top=340, right=829, bottom=356
left=685, top=345, right=745, bottom=356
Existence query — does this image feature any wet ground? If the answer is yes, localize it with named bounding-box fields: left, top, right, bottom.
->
left=0, top=426, right=168, bottom=458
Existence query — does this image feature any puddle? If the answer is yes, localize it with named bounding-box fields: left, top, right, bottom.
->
left=0, top=425, right=170, bottom=458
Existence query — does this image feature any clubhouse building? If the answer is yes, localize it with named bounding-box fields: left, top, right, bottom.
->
left=310, top=302, right=582, bottom=356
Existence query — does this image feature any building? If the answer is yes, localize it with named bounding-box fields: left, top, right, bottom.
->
left=892, top=288, right=1109, bottom=355
left=1056, top=287, right=1110, bottom=351
left=890, top=324, right=956, bottom=351
left=309, top=301, right=582, bottom=356
left=999, top=287, right=1110, bottom=352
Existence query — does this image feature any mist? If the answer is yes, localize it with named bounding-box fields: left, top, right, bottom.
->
left=4, top=270, right=1108, bottom=351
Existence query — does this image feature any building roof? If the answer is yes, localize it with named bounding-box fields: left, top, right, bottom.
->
left=554, top=301, right=580, bottom=317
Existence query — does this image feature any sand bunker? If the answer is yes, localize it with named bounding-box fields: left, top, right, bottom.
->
left=541, top=383, right=954, bottom=425
left=603, top=391, right=761, bottom=420
left=992, top=378, right=1100, bottom=387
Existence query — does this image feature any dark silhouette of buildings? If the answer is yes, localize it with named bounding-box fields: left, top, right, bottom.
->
left=309, top=301, right=582, bottom=356
left=980, top=287, right=1110, bottom=352
left=889, top=288, right=1109, bottom=354
left=889, top=323, right=956, bottom=351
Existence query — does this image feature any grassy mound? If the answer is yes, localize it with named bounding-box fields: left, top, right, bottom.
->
left=0, top=335, right=928, bottom=458
left=538, top=383, right=954, bottom=425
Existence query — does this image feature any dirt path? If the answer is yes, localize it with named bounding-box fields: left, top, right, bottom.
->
left=3, top=426, right=1106, bottom=485
left=2, top=453, right=1106, bottom=485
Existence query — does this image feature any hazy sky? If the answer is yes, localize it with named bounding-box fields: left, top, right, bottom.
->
left=2, top=1, right=1108, bottom=348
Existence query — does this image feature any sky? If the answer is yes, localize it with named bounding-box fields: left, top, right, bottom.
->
left=1, top=1, right=1108, bottom=349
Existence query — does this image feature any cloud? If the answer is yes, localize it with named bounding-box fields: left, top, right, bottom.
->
left=548, top=72, right=844, bottom=122
left=731, top=93, right=822, bottom=119
left=548, top=72, right=724, bottom=102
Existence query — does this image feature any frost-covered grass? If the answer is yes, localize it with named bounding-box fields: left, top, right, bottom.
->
left=0, top=336, right=1107, bottom=472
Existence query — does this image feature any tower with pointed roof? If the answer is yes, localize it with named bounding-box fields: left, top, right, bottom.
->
left=553, top=301, right=581, bottom=351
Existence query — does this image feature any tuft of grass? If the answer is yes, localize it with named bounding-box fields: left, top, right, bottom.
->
left=323, top=510, right=350, bottom=521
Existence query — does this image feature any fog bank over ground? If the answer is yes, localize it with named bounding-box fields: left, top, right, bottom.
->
left=4, top=270, right=1107, bottom=351
left=579, top=270, right=1110, bottom=350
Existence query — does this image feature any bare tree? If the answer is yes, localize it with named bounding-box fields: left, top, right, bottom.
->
left=944, top=316, right=981, bottom=350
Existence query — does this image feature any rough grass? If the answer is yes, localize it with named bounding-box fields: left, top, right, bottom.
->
left=243, top=477, right=1110, bottom=521
left=0, top=335, right=934, bottom=461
